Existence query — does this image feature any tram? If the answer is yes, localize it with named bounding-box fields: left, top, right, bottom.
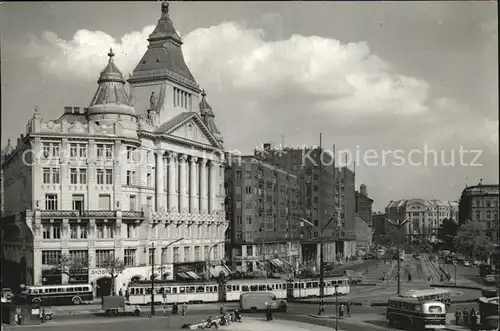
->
left=127, top=276, right=350, bottom=305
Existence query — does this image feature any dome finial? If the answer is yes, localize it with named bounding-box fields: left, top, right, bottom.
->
left=201, top=89, right=207, bottom=97
left=108, top=48, right=115, bottom=60
left=161, top=1, right=169, bottom=14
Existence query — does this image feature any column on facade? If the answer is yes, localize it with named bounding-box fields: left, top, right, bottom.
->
left=155, top=149, right=165, bottom=211
left=199, top=159, right=208, bottom=214
left=60, top=138, right=69, bottom=210
left=168, top=153, right=178, bottom=212
left=189, top=157, right=199, bottom=213
left=208, top=161, right=218, bottom=214
left=113, top=141, right=123, bottom=210
left=178, top=154, right=188, bottom=213
left=87, top=140, right=97, bottom=210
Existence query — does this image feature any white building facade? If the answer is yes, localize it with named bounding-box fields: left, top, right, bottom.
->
left=1, top=2, right=228, bottom=296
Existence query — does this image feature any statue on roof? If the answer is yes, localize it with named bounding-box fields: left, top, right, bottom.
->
left=161, top=1, right=169, bottom=14
left=150, top=91, right=157, bottom=111
left=33, top=105, right=41, bottom=118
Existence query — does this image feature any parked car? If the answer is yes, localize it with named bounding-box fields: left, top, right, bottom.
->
left=463, top=260, right=471, bottom=267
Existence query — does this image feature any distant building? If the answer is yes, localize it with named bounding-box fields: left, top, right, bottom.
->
left=354, top=184, right=373, bottom=252
left=224, top=154, right=300, bottom=273
left=255, top=144, right=356, bottom=268
left=459, top=183, right=499, bottom=242
left=353, top=214, right=373, bottom=255
left=355, top=184, right=373, bottom=226
left=385, top=199, right=459, bottom=243
left=372, top=212, right=387, bottom=245
left=0, top=3, right=228, bottom=295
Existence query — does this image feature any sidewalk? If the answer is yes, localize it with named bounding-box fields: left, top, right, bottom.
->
left=228, top=316, right=346, bottom=331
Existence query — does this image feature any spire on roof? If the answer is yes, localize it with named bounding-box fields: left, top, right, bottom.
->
left=198, top=90, right=223, bottom=144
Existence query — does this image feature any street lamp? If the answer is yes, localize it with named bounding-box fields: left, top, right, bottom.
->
left=206, top=240, right=227, bottom=281
left=387, top=218, right=409, bottom=295
left=151, top=237, right=185, bottom=317
left=299, top=216, right=336, bottom=315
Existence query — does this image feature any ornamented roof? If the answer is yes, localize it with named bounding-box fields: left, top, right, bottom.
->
left=88, top=49, right=136, bottom=117
left=130, top=2, right=198, bottom=89
left=199, top=90, right=223, bottom=143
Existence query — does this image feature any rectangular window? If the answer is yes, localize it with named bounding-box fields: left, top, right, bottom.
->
left=52, top=224, right=61, bottom=239
left=45, top=194, right=58, bottom=210
left=95, top=250, right=113, bottom=268
left=246, top=217, right=252, bottom=224
left=70, top=168, right=78, bottom=184
left=96, top=224, right=104, bottom=238
left=194, top=246, right=200, bottom=260
left=42, top=143, right=51, bottom=158
left=52, top=168, right=60, bottom=184
left=42, top=250, right=61, bottom=265
left=147, top=173, right=152, bottom=187
left=43, top=168, right=51, bottom=184
left=70, top=225, right=78, bottom=239
left=124, top=249, right=136, bottom=267
left=127, top=147, right=133, bottom=160
left=245, top=171, right=251, bottom=180
left=42, top=225, right=51, bottom=239
left=97, top=169, right=104, bottom=184
left=184, top=247, right=190, bottom=262
left=80, top=225, right=88, bottom=239
left=105, top=145, right=113, bottom=159
left=78, top=144, right=87, bottom=158
left=97, top=144, right=104, bottom=158
left=105, top=169, right=113, bottom=185
left=52, top=144, right=60, bottom=158
left=173, top=247, right=180, bottom=263
left=236, top=171, right=241, bottom=180
left=70, top=144, right=78, bottom=157
left=126, top=171, right=132, bottom=185
left=127, top=224, right=136, bottom=238
left=79, top=169, right=87, bottom=184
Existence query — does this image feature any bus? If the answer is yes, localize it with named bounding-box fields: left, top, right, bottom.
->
left=399, top=288, right=454, bottom=307
left=17, top=284, right=93, bottom=305
left=387, top=297, right=446, bottom=329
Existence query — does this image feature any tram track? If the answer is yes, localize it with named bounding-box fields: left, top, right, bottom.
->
left=423, top=254, right=447, bottom=282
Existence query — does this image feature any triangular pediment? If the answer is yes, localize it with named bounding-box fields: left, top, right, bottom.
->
left=157, top=112, right=222, bottom=149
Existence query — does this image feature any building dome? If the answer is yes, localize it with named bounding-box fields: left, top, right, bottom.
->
left=88, top=49, right=136, bottom=117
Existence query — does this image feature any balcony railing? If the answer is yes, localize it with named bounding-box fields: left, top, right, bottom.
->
left=38, top=210, right=144, bottom=219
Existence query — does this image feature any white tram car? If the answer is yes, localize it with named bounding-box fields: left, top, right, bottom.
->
left=128, top=281, right=219, bottom=305
left=127, top=276, right=350, bottom=305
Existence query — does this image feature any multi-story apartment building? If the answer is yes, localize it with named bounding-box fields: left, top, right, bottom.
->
left=0, top=2, right=228, bottom=296
left=354, top=184, right=374, bottom=252
left=355, top=184, right=373, bottom=226
left=385, top=199, right=459, bottom=243
left=224, top=155, right=300, bottom=273
left=459, top=183, right=499, bottom=241
left=255, top=144, right=356, bottom=267
left=334, top=166, right=356, bottom=256
left=371, top=212, right=387, bottom=245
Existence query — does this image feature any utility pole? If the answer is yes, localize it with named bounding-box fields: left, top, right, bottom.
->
left=387, top=218, right=408, bottom=295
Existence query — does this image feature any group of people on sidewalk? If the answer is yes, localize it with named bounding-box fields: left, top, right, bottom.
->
left=455, top=308, right=480, bottom=330
left=319, top=301, right=352, bottom=318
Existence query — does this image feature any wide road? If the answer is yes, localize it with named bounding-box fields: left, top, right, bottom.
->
left=8, top=301, right=480, bottom=331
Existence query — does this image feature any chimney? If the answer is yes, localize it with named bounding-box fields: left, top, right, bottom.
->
left=64, top=106, right=73, bottom=114
left=73, top=106, right=81, bottom=114
left=360, top=184, right=367, bottom=196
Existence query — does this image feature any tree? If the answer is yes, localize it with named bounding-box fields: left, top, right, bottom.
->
left=100, top=256, right=126, bottom=296
left=437, top=218, right=458, bottom=250
left=454, top=220, right=490, bottom=258
left=59, top=253, right=91, bottom=282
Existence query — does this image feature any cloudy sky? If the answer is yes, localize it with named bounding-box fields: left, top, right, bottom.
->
left=1, top=1, right=498, bottom=211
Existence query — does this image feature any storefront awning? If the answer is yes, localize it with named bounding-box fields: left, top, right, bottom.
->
left=210, top=265, right=229, bottom=277
left=177, top=272, right=191, bottom=280
left=222, top=264, right=232, bottom=275
left=269, top=259, right=283, bottom=267
left=186, top=271, right=201, bottom=280
left=280, top=258, right=291, bottom=265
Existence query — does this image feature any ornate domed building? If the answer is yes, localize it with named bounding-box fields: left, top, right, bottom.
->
left=1, top=2, right=228, bottom=295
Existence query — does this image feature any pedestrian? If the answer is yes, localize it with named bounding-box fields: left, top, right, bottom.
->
left=182, top=302, right=187, bottom=316
left=119, top=288, right=123, bottom=297
left=339, top=304, right=344, bottom=319
left=408, top=273, right=412, bottom=282
left=220, top=304, right=225, bottom=315
left=454, top=308, right=462, bottom=326
left=463, top=308, right=469, bottom=326
left=320, top=302, right=325, bottom=314
left=470, top=308, right=478, bottom=330
left=347, top=301, right=351, bottom=317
